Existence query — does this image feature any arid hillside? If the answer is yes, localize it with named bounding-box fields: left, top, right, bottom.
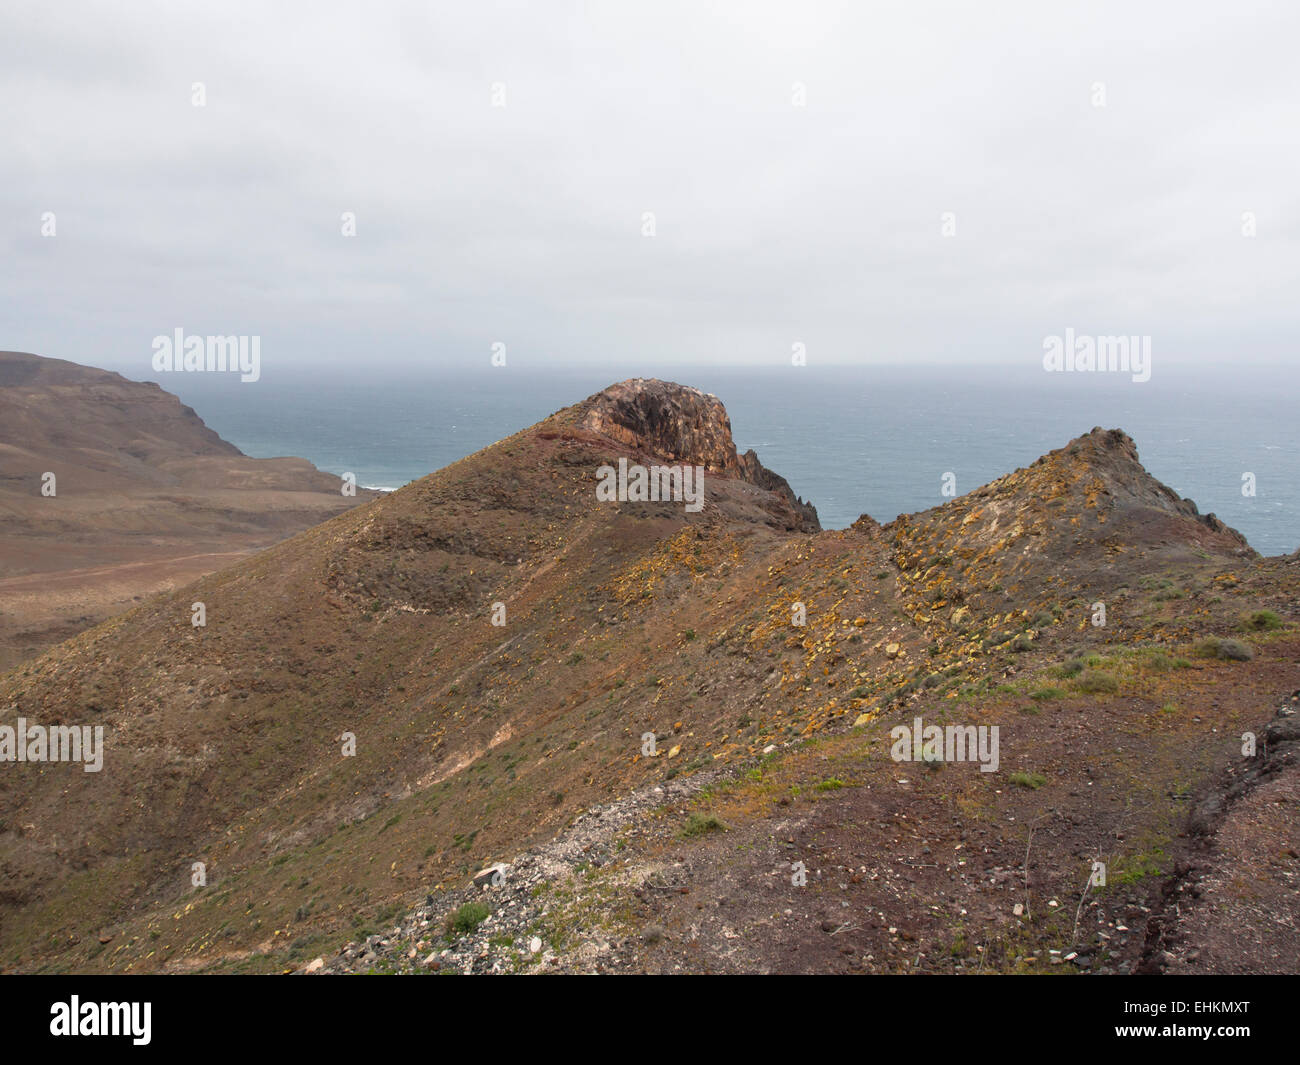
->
left=0, top=350, right=375, bottom=670
left=0, top=378, right=1295, bottom=975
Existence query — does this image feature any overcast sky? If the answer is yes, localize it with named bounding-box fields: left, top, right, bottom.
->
left=2, top=0, right=1297, bottom=376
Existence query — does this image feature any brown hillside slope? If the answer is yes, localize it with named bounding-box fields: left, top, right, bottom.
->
left=0, top=350, right=375, bottom=670
left=0, top=379, right=1294, bottom=975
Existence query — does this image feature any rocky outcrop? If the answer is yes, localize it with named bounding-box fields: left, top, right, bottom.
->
left=579, top=379, right=741, bottom=472
left=577, top=378, right=819, bottom=531
left=1069, top=427, right=1253, bottom=551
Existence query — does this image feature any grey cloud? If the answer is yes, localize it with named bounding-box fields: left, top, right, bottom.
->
left=1, top=0, right=1297, bottom=374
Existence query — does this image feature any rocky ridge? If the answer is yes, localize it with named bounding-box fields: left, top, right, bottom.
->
left=1, top=375, right=1296, bottom=976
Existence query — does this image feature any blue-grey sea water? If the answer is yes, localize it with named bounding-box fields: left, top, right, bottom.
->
left=151, top=363, right=1298, bottom=557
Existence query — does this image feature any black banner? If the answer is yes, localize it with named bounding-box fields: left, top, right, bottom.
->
left=0, top=973, right=1282, bottom=1052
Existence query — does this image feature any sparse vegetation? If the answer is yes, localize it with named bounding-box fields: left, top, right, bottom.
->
left=446, top=901, right=490, bottom=937
left=1194, top=636, right=1254, bottom=661
left=1076, top=670, right=1119, bottom=694
left=1242, top=609, right=1282, bottom=632
left=680, top=812, right=727, bottom=837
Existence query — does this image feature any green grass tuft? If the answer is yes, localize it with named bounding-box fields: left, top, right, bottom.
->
left=1242, top=610, right=1282, bottom=632
left=446, top=901, right=490, bottom=937
left=680, top=812, right=727, bottom=837
left=1076, top=670, right=1118, bottom=694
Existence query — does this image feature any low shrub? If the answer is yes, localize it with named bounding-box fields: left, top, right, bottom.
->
left=1076, top=670, right=1119, bottom=694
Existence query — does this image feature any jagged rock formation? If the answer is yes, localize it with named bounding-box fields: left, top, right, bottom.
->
left=1055, top=427, right=1251, bottom=547
left=574, top=378, right=819, bottom=532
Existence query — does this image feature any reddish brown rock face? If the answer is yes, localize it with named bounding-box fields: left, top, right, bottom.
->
left=577, top=378, right=819, bottom=532
left=578, top=378, right=745, bottom=473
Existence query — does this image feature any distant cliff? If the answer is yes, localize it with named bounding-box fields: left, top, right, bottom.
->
left=0, top=350, right=375, bottom=670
